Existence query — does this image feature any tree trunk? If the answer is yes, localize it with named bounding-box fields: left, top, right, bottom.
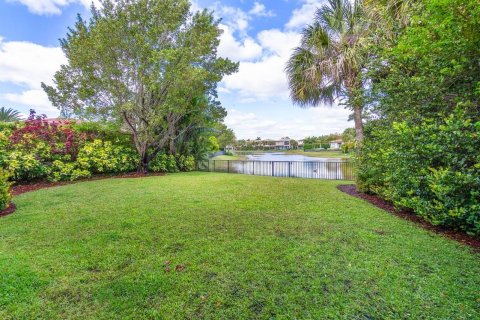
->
left=345, top=75, right=364, bottom=148
left=353, top=103, right=364, bottom=146
left=138, top=148, right=149, bottom=173
left=169, top=138, right=176, bottom=155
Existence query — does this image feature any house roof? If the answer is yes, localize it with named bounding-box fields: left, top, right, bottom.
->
left=330, top=139, right=343, bottom=143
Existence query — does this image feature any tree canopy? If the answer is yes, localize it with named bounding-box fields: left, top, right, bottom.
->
left=286, top=0, right=370, bottom=144
left=43, top=0, right=238, bottom=171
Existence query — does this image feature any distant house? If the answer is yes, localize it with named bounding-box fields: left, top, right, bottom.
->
left=329, top=139, right=343, bottom=149
left=225, top=145, right=235, bottom=152
left=274, top=137, right=291, bottom=150
left=297, top=139, right=304, bottom=149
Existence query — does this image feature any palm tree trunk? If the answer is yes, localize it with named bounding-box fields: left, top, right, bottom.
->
left=353, top=104, right=364, bottom=146
left=346, top=78, right=364, bottom=146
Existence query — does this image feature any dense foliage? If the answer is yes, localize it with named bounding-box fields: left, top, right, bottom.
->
left=358, top=108, right=480, bottom=234
left=357, top=0, right=480, bottom=235
left=4, top=111, right=79, bottom=181
left=76, top=140, right=138, bottom=175
left=0, top=110, right=199, bottom=184
left=0, top=169, right=11, bottom=210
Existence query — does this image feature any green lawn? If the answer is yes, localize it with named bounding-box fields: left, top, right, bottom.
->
left=210, top=154, right=244, bottom=160
left=285, top=149, right=352, bottom=159
left=1, top=172, right=478, bottom=319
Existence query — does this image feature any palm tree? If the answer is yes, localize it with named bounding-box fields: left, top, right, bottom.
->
left=286, top=0, right=369, bottom=144
left=0, top=107, right=22, bottom=122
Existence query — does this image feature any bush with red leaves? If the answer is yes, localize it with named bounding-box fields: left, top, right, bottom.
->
left=9, top=110, right=80, bottom=160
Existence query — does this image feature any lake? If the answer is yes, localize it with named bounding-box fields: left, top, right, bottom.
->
left=245, top=152, right=347, bottom=162
left=206, top=153, right=354, bottom=180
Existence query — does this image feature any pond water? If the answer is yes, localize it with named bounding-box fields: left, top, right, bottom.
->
left=245, top=152, right=347, bottom=162
left=207, top=153, right=354, bottom=180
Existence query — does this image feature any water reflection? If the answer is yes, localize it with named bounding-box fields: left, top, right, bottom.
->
left=245, top=152, right=347, bottom=162
left=207, top=159, right=355, bottom=180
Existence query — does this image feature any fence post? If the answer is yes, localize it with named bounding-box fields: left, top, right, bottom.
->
left=213, top=160, right=215, bottom=172
left=228, top=160, right=230, bottom=173
left=253, top=161, right=255, bottom=175
left=288, top=161, right=291, bottom=177
left=272, top=161, right=275, bottom=176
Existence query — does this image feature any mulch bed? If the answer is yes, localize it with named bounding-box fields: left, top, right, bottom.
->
left=0, top=172, right=166, bottom=217
left=0, top=202, right=16, bottom=218
left=337, top=184, right=480, bottom=251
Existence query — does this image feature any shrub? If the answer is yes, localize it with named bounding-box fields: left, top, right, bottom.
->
left=10, top=110, right=78, bottom=159
left=0, top=169, right=11, bottom=211
left=148, top=154, right=182, bottom=173
left=303, top=143, right=313, bottom=150
left=357, top=107, right=480, bottom=235
left=49, top=160, right=91, bottom=182
left=73, top=122, right=133, bottom=147
left=149, top=154, right=168, bottom=172
left=6, top=151, right=49, bottom=181
left=177, top=155, right=195, bottom=172
left=167, top=155, right=179, bottom=172
left=0, top=127, right=12, bottom=167
left=76, top=139, right=138, bottom=174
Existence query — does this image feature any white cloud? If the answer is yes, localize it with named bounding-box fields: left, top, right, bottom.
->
left=0, top=38, right=65, bottom=115
left=0, top=39, right=66, bottom=88
left=222, top=55, right=289, bottom=100
left=257, top=29, right=301, bottom=57
left=212, top=3, right=250, bottom=33
left=286, top=0, right=325, bottom=30
left=3, top=89, right=54, bottom=112
left=249, top=1, right=275, bottom=17
left=190, top=0, right=201, bottom=13
left=218, top=24, right=263, bottom=62
left=7, top=0, right=101, bottom=15
left=221, top=29, right=301, bottom=100
left=225, top=107, right=352, bottom=140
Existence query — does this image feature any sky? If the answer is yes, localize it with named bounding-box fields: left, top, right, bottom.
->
left=0, top=0, right=352, bottom=140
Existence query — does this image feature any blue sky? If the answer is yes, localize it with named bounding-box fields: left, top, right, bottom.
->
left=0, top=0, right=352, bottom=139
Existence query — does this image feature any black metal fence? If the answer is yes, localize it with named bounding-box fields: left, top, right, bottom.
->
left=198, top=160, right=355, bottom=180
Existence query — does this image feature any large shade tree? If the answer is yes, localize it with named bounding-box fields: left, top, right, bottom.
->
left=43, top=0, right=237, bottom=172
left=286, top=0, right=369, bottom=144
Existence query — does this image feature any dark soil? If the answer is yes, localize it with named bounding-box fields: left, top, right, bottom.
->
left=338, top=184, right=480, bottom=251
left=0, top=202, right=16, bottom=217
left=1, top=172, right=166, bottom=218
left=11, top=172, right=166, bottom=196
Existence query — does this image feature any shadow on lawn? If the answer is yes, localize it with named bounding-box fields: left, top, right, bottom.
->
left=0, top=172, right=166, bottom=218
left=338, top=184, right=480, bottom=251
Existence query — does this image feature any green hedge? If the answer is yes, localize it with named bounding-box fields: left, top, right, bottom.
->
left=149, top=154, right=195, bottom=173
left=357, top=107, right=480, bottom=235
left=0, top=169, right=11, bottom=211
left=1, top=119, right=197, bottom=183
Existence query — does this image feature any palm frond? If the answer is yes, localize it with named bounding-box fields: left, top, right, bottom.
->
left=0, top=107, right=22, bottom=122
left=286, top=0, right=368, bottom=109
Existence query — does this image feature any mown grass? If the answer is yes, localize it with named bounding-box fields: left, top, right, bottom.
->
left=0, top=172, right=478, bottom=319
left=285, top=149, right=352, bottom=158
left=210, top=154, right=245, bottom=160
